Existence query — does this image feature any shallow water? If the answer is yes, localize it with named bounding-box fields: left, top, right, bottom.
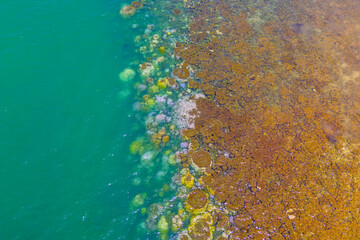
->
left=0, top=0, right=151, bottom=239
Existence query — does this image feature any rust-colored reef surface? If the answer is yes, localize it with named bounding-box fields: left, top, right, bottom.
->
left=176, top=0, right=360, bottom=238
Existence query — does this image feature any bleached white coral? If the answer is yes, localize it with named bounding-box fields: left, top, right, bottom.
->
left=172, top=94, right=204, bottom=129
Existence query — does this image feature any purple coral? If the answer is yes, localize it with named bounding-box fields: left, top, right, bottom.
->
left=155, top=95, right=166, bottom=103
left=180, top=142, right=188, bottom=149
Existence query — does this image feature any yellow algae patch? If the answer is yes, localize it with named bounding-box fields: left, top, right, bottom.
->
left=181, top=172, right=194, bottom=189
left=157, top=78, right=168, bottom=89
left=159, top=46, right=166, bottom=54
left=129, top=140, right=143, bottom=155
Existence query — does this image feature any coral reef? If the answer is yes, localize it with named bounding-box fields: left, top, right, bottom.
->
left=121, top=0, right=360, bottom=238
left=173, top=0, right=360, bottom=238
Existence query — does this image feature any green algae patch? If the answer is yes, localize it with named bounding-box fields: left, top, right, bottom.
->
left=129, top=140, right=144, bottom=155
left=130, top=193, right=147, bottom=210
left=119, top=68, right=136, bottom=82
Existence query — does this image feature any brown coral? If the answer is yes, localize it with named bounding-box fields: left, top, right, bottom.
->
left=183, top=128, right=198, bottom=138
left=186, top=189, right=208, bottom=210
left=191, top=149, right=212, bottom=168
left=172, top=8, right=181, bottom=15
left=119, top=5, right=136, bottom=17
left=167, top=77, right=177, bottom=87
left=173, top=67, right=190, bottom=79
left=131, top=1, right=143, bottom=9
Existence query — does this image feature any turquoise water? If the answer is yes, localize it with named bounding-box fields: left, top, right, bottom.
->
left=0, top=0, right=150, bottom=239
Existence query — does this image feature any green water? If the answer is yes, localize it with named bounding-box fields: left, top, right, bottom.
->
left=0, top=0, right=147, bottom=239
